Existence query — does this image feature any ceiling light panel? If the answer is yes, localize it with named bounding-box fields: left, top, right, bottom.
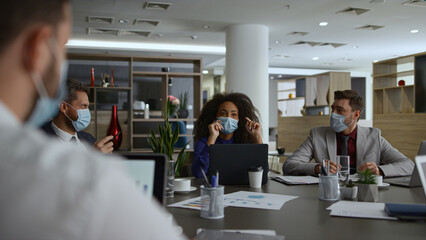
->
left=402, top=0, right=426, bottom=7
left=144, top=2, right=172, bottom=10
left=134, top=19, right=160, bottom=26
left=88, top=28, right=119, bottom=35
left=336, top=7, right=371, bottom=15
left=87, top=16, right=114, bottom=24
left=356, top=24, right=384, bottom=30
left=287, top=31, right=309, bottom=36
left=121, top=30, right=151, bottom=37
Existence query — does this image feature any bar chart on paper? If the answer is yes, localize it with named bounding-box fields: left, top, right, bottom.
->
left=224, top=191, right=298, bottom=210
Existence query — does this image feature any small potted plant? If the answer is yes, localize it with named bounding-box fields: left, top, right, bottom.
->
left=340, top=180, right=358, bottom=200
left=356, top=169, right=379, bottom=202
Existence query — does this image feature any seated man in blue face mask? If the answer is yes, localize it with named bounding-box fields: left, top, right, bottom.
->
left=282, top=90, right=414, bottom=177
left=41, top=79, right=114, bottom=153
left=192, top=92, right=263, bottom=178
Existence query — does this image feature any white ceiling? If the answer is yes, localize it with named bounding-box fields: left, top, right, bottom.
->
left=69, top=0, right=426, bottom=71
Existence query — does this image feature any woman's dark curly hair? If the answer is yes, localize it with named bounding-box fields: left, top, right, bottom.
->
left=194, top=92, right=260, bottom=143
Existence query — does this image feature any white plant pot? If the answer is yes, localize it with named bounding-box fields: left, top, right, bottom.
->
left=357, top=184, right=378, bottom=202
left=340, top=186, right=358, bottom=200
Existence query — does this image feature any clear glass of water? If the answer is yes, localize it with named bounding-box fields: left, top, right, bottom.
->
left=166, top=159, right=175, bottom=197
left=336, top=155, right=350, bottom=184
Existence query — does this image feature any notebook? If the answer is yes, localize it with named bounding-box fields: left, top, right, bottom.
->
left=384, top=155, right=426, bottom=220
left=120, top=153, right=167, bottom=204
left=208, top=144, right=269, bottom=185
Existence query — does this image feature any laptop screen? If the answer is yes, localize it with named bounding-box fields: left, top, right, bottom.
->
left=124, top=160, right=156, bottom=200
left=415, top=155, right=426, bottom=198
left=120, top=154, right=167, bottom=204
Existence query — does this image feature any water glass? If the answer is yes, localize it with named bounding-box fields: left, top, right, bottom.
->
left=166, top=159, right=174, bottom=197
left=336, top=155, right=350, bottom=183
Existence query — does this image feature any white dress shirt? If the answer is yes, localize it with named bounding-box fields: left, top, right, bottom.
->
left=51, top=121, right=86, bottom=149
left=0, top=102, right=186, bottom=240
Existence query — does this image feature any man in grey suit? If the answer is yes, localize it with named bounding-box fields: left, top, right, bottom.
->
left=282, top=90, right=414, bottom=177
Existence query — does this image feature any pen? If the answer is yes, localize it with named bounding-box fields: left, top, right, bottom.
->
left=200, top=168, right=210, bottom=187
left=216, top=170, right=219, bottom=186
left=211, top=175, right=217, bottom=188
left=321, top=160, right=327, bottom=176
left=109, top=131, right=121, bottom=142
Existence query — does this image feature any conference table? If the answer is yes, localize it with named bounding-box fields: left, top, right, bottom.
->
left=166, top=175, right=426, bottom=240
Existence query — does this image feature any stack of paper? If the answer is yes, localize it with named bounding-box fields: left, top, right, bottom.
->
left=327, top=201, right=397, bottom=220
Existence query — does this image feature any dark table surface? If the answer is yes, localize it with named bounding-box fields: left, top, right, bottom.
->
left=166, top=176, right=426, bottom=240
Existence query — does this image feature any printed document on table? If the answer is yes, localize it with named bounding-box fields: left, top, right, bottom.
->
left=327, top=201, right=398, bottom=220
left=224, top=191, right=298, bottom=210
left=272, top=175, right=319, bottom=185
left=168, top=196, right=202, bottom=210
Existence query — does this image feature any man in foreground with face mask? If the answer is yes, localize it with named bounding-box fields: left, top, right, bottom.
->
left=41, top=78, right=114, bottom=153
left=282, top=90, right=414, bottom=177
left=0, top=1, right=185, bottom=239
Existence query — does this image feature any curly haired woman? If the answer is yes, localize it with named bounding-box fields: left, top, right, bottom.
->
left=191, top=92, right=263, bottom=178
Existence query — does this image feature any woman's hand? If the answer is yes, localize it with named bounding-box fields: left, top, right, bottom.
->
left=245, top=117, right=262, bottom=144
left=207, top=120, right=223, bottom=146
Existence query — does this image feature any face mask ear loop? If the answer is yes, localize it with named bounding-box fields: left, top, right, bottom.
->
left=62, top=102, right=78, bottom=122
left=31, top=72, right=49, bottom=98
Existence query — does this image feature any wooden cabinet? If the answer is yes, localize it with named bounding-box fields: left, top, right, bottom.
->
left=67, top=53, right=202, bottom=151
left=372, top=52, right=426, bottom=160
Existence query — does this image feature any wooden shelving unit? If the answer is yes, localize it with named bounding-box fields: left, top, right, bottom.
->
left=372, top=52, right=426, bottom=160
left=372, top=55, right=417, bottom=114
left=67, top=53, right=202, bottom=152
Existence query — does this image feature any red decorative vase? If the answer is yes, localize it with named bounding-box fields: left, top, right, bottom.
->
left=107, top=105, right=122, bottom=150
left=90, top=67, right=95, bottom=87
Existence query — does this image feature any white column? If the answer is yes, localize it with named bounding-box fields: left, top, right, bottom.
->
left=225, top=24, right=269, bottom=143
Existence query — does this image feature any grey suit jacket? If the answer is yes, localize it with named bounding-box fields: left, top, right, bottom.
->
left=282, top=125, right=414, bottom=177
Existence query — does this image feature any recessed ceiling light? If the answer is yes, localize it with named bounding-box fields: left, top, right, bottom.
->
left=270, top=76, right=274, bottom=80
left=319, top=22, right=328, bottom=26
left=191, top=35, right=198, bottom=40
left=410, top=29, right=419, bottom=33
left=278, top=74, right=282, bottom=78
left=275, top=40, right=282, bottom=44
left=203, top=25, right=212, bottom=29
left=202, top=70, right=209, bottom=74
left=373, top=60, right=379, bottom=63
left=312, top=57, right=319, bottom=60
left=353, top=45, right=359, bottom=48
left=118, top=19, right=129, bottom=24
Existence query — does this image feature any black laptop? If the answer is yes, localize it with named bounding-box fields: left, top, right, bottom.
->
left=208, top=144, right=269, bottom=185
left=384, top=141, right=426, bottom=188
left=120, top=153, right=167, bottom=204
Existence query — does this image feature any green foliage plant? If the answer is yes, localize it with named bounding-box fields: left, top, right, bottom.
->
left=179, top=92, right=189, bottom=110
left=356, top=169, right=377, bottom=184
left=148, top=100, right=190, bottom=177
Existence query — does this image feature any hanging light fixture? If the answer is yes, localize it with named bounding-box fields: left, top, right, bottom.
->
left=168, top=78, right=173, bottom=86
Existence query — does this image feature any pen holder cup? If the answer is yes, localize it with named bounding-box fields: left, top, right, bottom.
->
left=200, top=185, right=224, bottom=219
left=319, top=175, right=339, bottom=201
